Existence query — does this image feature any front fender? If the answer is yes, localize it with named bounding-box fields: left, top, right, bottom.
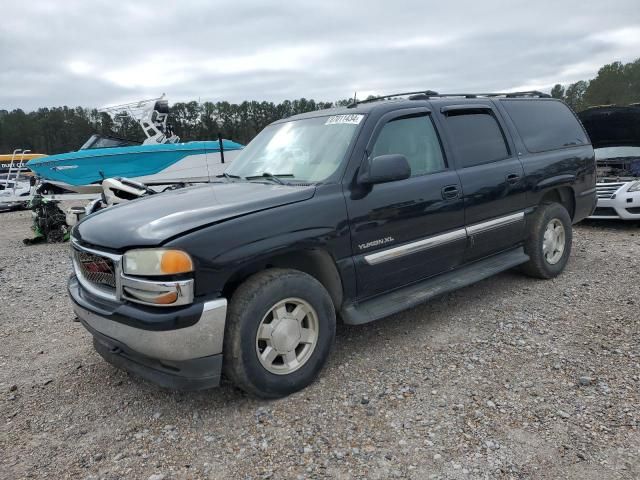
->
left=212, top=227, right=336, bottom=266
left=165, top=185, right=353, bottom=299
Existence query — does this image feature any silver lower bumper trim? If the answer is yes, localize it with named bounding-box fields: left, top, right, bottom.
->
left=74, top=298, right=227, bottom=362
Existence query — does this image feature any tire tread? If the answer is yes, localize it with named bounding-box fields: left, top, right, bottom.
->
left=520, top=202, right=572, bottom=279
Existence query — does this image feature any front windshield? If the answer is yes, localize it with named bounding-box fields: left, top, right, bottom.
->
left=226, top=114, right=364, bottom=183
left=80, top=134, right=140, bottom=150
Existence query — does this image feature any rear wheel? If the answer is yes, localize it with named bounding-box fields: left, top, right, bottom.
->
left=223, top=268, right=336, bottom=398
left=520, top=203, right=572, bottom=279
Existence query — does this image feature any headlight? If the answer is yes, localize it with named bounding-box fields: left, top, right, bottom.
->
left=123, top=249, right=193, bottom=276
left=628, top=180, right=640, bottom=192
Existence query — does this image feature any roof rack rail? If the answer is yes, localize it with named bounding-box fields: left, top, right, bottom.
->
left=347, top=90, right=550, bottom=108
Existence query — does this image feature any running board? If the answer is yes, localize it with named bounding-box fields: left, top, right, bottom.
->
left=340, top=247, right=529, bottom=325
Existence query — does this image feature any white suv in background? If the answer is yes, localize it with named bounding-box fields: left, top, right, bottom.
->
left=591, top=146, right=640, bottom=219
left=579, top=105, right=640, bottom=220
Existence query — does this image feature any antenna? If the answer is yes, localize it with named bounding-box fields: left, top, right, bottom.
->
left=218, top=133, right=225, bottom=164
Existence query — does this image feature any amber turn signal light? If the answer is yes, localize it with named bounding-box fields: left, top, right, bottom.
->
left=160, top=250, right=194, bottom=275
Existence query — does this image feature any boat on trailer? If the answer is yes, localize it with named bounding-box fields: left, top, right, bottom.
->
left=27, top=96, right=243, bottom=193
left=0, top=150, right=44, bottom=210
left=0, top=152, right=47, bottom=174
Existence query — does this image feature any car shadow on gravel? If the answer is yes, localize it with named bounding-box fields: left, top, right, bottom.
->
left=333, top=268, right=526, bottom=351
left=578, top=219, right=640, bottom=231
left=107, top=268, right=527, bottom=408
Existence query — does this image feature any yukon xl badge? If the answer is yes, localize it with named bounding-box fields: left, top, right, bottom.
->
left=358, top=237, right=395, bottom=251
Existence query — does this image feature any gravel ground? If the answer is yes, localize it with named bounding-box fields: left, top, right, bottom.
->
left=1, top=210, right=639, bottom=479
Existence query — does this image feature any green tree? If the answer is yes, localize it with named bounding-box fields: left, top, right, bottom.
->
left=584, top=59, right=640, bottom=107
left=550, top=84, right=565, bottom=99
left=564, top=80, right=589, bottom=111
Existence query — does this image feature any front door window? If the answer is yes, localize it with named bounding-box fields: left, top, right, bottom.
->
left=370, top=114, right=446, bottom=176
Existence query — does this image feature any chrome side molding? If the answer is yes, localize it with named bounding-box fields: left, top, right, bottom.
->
left=466, top=211, right=524, bottom=235
left=364, top=228, right=467, bottom=266
left=363, top=211, right=525, bottom=265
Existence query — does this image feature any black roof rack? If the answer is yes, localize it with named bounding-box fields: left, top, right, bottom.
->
left=348, top=90, right=550, bottom=108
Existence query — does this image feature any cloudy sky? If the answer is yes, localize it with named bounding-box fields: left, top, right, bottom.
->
left=2, top=0, right=639, bottom=110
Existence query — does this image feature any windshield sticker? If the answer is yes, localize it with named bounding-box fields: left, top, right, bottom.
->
left=325, top=114, right=364, bottom=125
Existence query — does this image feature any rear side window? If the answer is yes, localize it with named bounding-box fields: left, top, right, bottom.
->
left=445, top=111, right=510, bottom=168
left=501, top=99, right=589, bottom=153
left=371, top=114, right=446, bottom=176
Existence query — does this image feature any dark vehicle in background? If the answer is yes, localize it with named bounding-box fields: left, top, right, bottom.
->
left=68, top=91, right=596, bottom=398
left=579, top=105, right=640, bottom=220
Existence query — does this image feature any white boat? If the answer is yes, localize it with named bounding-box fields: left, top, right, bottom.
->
left=27, top=96, right=243, bottom=193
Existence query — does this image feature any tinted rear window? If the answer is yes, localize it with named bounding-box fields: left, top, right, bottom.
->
left=502, top=100, right=589, bottom=153
left=445, top=112, right=510, bottom=168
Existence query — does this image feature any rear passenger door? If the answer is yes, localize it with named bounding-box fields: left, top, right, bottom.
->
left=346, top=109, right=466, bottom=299
left=436, top=103, right=528, bottom=262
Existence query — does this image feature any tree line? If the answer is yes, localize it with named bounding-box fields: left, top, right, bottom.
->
left=0, top=58, right=638, bottom=155
left=550, top=58, right=640, bottom=110
left=0, top=98, right=349, bottom=155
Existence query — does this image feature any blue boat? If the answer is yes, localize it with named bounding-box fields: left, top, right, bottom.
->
left=27, top=138, right=243, bottom=193
left=26, top=96, right=243, bottom=193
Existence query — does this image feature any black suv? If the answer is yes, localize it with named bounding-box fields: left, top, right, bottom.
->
left=69, top=91, right=596, bottom=398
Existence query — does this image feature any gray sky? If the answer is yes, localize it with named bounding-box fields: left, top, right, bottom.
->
left=2, top=0, right=639, bottom=110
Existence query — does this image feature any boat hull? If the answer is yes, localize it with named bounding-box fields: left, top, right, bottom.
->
left=27, top=140, right=242, bottom=187
left=0, top=153, right=47, bottom=174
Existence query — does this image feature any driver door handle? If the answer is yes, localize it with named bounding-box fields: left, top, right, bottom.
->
left=506, top=173, right=521, bottom=184
left=441, top=185, right=460, bottom=200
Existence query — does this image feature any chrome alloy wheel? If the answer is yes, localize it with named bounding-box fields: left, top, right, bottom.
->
left=542, top=218, right=565, bottom=265
left=255, top=297, right=319, bottom=375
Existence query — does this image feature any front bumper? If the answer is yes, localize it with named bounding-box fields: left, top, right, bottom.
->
left=589, top=182, right=640, bottom=220
left=69, top=276, right=228, bottom=390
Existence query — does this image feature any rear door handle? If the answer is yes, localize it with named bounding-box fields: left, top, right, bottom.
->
left=441, top=185, right=460, bottom=200
left=506, top=173, right=521, bottom=184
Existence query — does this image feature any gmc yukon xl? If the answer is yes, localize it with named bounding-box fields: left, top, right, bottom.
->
left=68, top=91, right=597, bottom=398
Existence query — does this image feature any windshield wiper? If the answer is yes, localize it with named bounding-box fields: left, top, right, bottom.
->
left=246, top=172, right=295, bottom=185
left=215, top=172, right=243, bottom=182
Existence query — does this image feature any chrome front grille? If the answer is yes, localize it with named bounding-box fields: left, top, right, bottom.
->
left=72, top=248, right=117, bottom=291
left=596, top=182, right=625, bottom=199
left=70, top=240, right=195, bottom=307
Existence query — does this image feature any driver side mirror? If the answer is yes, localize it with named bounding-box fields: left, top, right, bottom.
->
left=358, top=154, right=411, bottom=185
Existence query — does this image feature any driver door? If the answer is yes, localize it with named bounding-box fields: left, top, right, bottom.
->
left=345, top=109, right=466, bottom=300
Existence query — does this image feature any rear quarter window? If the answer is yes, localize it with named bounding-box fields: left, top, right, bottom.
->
left=501, top=99, right=589, bottom=153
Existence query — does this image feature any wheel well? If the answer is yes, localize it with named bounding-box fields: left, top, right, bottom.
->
left=541, top=187, right=575, bottom=220
left=221, top=249, right=344, bottom=309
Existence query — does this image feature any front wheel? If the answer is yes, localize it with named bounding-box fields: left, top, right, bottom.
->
left=223, top=268, right=336, bottom=398
left=520, top=203, right=572, bottom=279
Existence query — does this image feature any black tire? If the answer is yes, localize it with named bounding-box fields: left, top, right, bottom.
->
left=223, top=268, right=336, bottom=398
left=520, top=203, right=572, bottom=279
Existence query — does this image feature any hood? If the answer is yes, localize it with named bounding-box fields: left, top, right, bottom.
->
left=578, top=105, right=640, bottom=149
left=74, top=182, right=316, bottom=249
